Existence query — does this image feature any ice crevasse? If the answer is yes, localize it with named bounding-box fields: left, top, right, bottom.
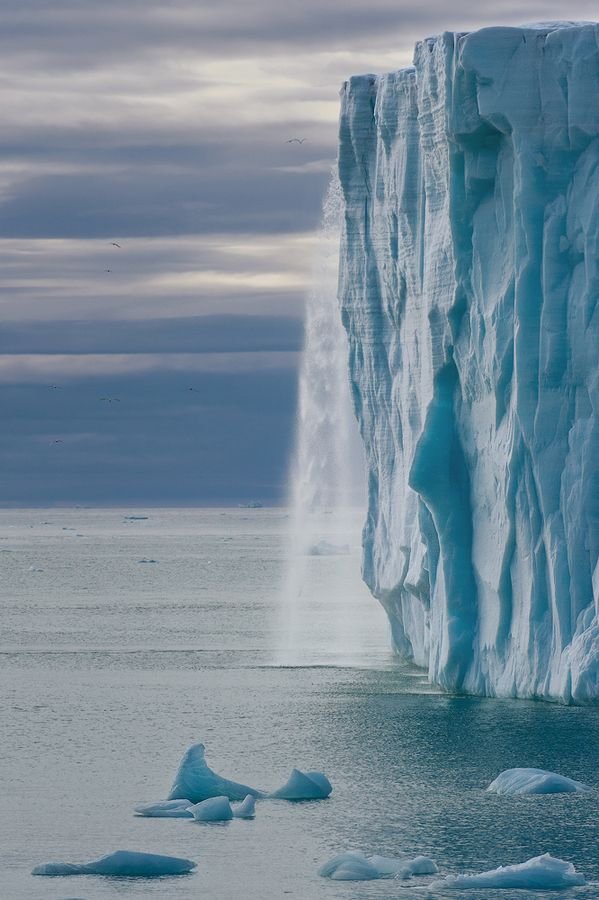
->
left=338, top=22, right=599, bottom=702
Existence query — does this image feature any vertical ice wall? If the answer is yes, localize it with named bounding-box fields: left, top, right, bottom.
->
left=338, top=22, right=599, bottom=702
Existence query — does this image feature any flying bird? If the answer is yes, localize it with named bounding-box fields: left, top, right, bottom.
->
left=50, top=439, right=64, bottom=445
left=110, top=242, right=122, bottom=248
left=285, top=138, right=307, bottom=144
left=100, top=397, right=121, bottom=403
left=105, top=269, right=112, bottom=273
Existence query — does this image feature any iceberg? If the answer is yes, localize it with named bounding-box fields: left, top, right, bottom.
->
left=134, top=799, right=193, bottom=818
left=268, top=768, right=332, bottom=800
left=186, top=795, right=233, bottom=822
left=487, top=768, right=591, bottom=795
left=369, top=854, right=438, bottom=877
left=319, top=851, right=438, bottom=880
left=32, top=850, right=196, bottom=877
left=338, top=22, right=599, bottom=702
left=318, top=852, right=381, bottom=881
left=233, top=794, right=256, bottom=818
left=429, top=854, right=585, bottom=890
left=168, top=743, right=264, bottom=802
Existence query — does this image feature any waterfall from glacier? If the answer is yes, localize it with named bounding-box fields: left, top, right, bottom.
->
left=276, top=172, right=388, bottom=665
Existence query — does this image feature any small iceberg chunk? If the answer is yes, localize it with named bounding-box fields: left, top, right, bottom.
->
left=320, top=851, right=438, bottom=881
left=168, top=743, right=264, bottom=803
left=233, top=795, right=256, bottom=818
left=187, top=795, right=233, bottom=822
left=319, top=852, right=381, bottom=881
left=429, top=854, right=585, bottom=890
left=32, top=850, right=196, bottom=877
left=135, top=799, right=193, bottom=818
left=369, top=854, right=438, bottom=877
left=269, top=768, right=332, bottom=800
left=487, top=768, right=591, bottom=795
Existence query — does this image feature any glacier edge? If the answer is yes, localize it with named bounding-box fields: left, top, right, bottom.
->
left=338, top=22, right=599, bottom=702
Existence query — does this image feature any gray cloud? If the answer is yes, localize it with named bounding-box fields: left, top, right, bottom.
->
left=1, top=0, right=597, bottom=503
left=0, top=315, right=302, bottom=355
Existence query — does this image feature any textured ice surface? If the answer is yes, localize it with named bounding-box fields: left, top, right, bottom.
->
left=487, top=767, right=591, bottom=795
left=187, top=795, right=233, bottom=822
left=338, top=22, right=599, bottom=702
left=134, top=799, right=193, bottom=817
left=233, top=795, right=257, bottom=818
left=429, top=853, right=585, bottom=889
left=32, top=850, right=197, bottom=877
left=268, top=768, right=332, bottom=800
left=168, top=743, right=264, bottom=802
left=319, top=851, right=438, bottom=880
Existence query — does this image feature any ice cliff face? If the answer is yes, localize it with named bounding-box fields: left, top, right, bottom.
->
left=338, top=22, right=599, bottom=702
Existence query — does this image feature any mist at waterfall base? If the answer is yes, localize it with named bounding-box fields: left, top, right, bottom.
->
left=277, top=173, right=388, bottom=666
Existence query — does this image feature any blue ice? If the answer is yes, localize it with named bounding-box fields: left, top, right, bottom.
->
left=32, top=850, right=196, bottom=877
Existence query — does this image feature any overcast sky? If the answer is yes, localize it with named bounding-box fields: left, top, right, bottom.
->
left=2, top=1, right=597, bottom=505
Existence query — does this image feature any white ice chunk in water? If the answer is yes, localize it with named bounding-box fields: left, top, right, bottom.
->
left=134, top=799, right=193, bottom=818
left=187, top=795, right=233, bottom=822
left=269, top=768, right=332, bottom=800
left=320, top=851, right=438, bottom=880
left=429, top=854, right=585, bottom=890
left=487, top=768, right=591, bottom=795
left=168, top=743, right=264, bottom=802
left=369, top=854, right=438, bottom=877
left=233, top=794, right=256, bottom=818
left=318, top=852, right=381, bottom=881
left=32, top=850, right=197, bottom=877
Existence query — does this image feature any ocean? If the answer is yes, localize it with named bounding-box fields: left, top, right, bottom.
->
left=1, top=508, right=598, bottom=898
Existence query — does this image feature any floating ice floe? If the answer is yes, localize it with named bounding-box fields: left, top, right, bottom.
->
left=168, top=743, right=265, bottom=803
left=487, top=768, right=591, bottom=795
left=319, top=851, right=438, bottom=881
left=307, top=540, right=350, bottom=556
left=32, top=850, right=196, bottom=877
left=233, top=795, right=256, bottom=818
left=166, top=743, right=331, bottom=804
left=268, top=768, right=332, bottom=800
left=187, top=796, right=233, bottom=822
left=429, top=854, right=585, bottom=890
left=135, top=799, right=193, bottom=818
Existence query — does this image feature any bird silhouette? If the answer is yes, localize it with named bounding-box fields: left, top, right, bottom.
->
left=50, top=439, right=64, bottom=445
left=105, top=269, right=112, bottom=273
left=100, top=397, right=121, bottom=403
left=110, top=242, right=122, bottom=248
left=285, top=138, right=307, bottom=144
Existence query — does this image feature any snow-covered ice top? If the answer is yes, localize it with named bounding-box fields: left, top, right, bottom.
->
left=487, top=768, right=591, bottom=795
left=32, top=850, right=197, bottom=877
left=429, top=853, right=585, bottom=890
left=338, top=21, right=599, bottom=702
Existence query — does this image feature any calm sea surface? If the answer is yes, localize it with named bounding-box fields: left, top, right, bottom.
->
left=1, top=508, right=598, bottom=899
